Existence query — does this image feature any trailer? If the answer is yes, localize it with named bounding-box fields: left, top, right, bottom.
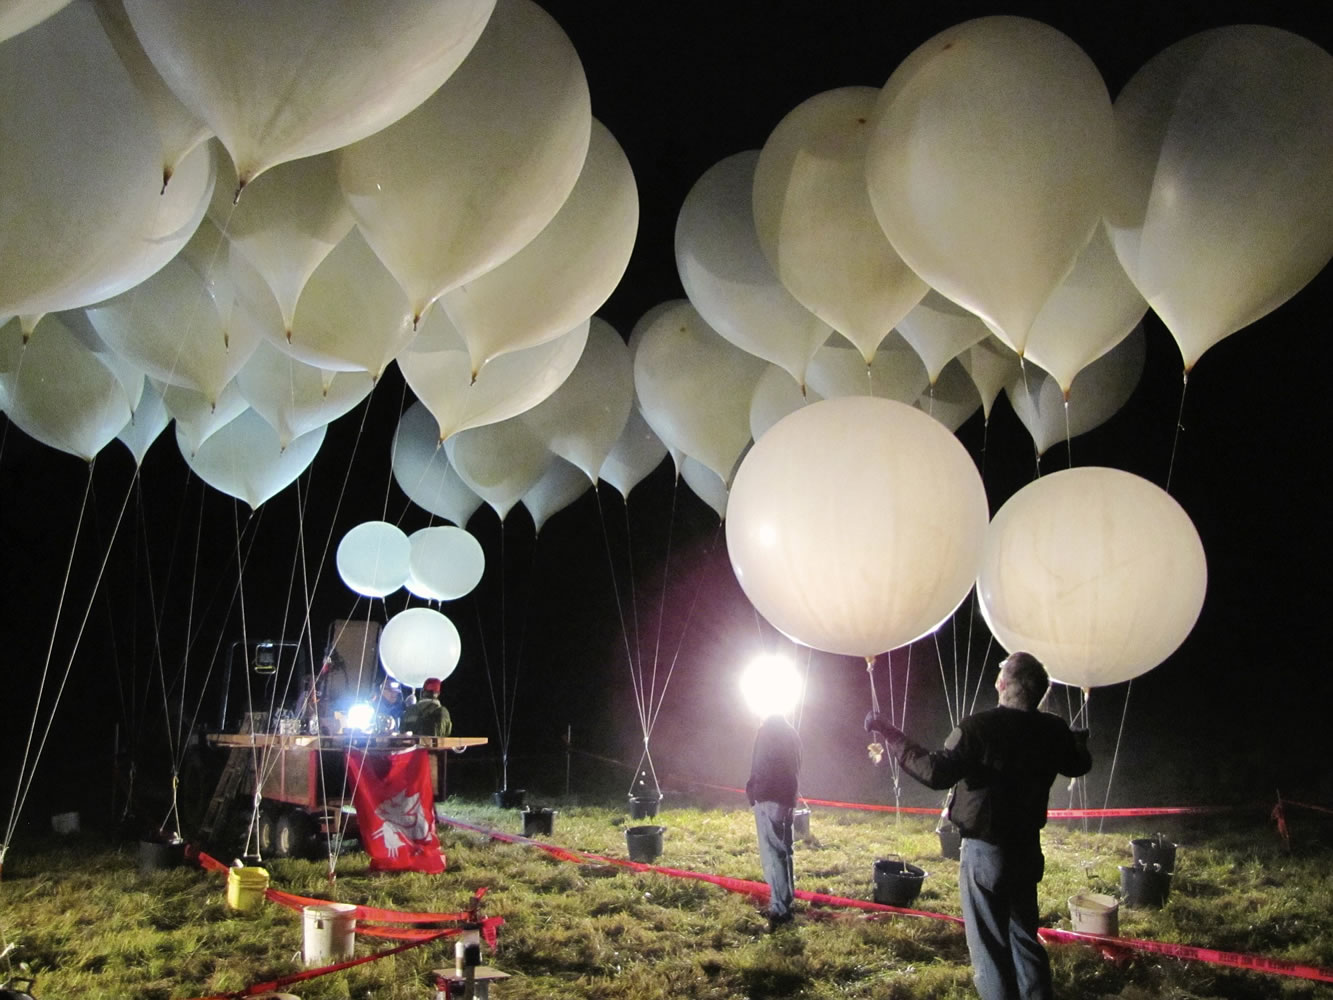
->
left=200, top=731, right=485, bottom=859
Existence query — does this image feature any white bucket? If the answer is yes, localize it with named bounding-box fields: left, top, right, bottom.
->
left=1068, top=892, right=1119, bottom=936
left=302, top=902, right=358, bottom=965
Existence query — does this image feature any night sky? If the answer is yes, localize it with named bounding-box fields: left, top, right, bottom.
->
left=3, top=1, right=1332, bottom=833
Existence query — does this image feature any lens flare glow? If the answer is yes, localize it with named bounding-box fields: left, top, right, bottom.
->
left=739, top=652, right=804, bottom=719
left=345, top=702, right=375, bottom=732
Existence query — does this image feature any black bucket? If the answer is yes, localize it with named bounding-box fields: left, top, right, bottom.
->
left=522, top=807, right=556, bottom=837
left=138, top=837, right=185, bottom=874
left=626, top=824, right=665, bottom=863
left=873, top=856, right=927, bottom=908
left=492, top=788, right=527, bottom=810
left=628, top=794, right=661, bottom=819
left=937, top=822, right=961, bottom=861
left=1120, top=862, right=1171, bottom=908
left=793, top=808, right=811, bottom=840
left=1130, top=835, right=1177, bottom=874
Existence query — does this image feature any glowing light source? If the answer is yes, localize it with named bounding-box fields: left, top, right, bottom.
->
left=345, top=702, right=375, bottom=732
left=739, top=652, right=803, bottom=719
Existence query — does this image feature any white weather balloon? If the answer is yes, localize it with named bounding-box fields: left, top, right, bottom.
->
left=1106, top=26, right=1333, bottom=371
left=977, top=466, right=1207, bottom=688
left=520, top=317, right=633, bottom=482
left=632, top=299, right=769, bottom=485
left=916, top=358, right=983, bottom=433
left=1021, top=225, right=1147, bottom=394
left=0, top=0, right=69, bottom=43
left=399, top=310, right=589, bottom=442
left=391, top=401, right=484, bottom=526
left=123, top=0, right=496, bottom=188
left=445, top=416, right=553, bottom=521
left=115, top=377, right=171, bottom=466
left=379, top=607, right=462, bottom=690
left=337, top=521, right=411, bottom=598
left=440, top=118, right=637, bottom=374
left=750, top=364, right=817, bottom=443
left=93, top=0, right=211, bottom=182
left=160, top=379, right=248, bottom=457
left=85, top=218, right=262, bottom=404
left=804, top=333, right=929, bottom=406
left=0, top=1, right=161, bottom=317
left=598, top=406, right=668, bottom=501
left=236, top=340, right=373, bottom=449
left=753, top=86, right=927, bottom=362
left=0, top=314, right=139, bottom=461
left=1006, top=323, right=1145, bottom=456
left=727, top=396, right=989, bottom=658
left=520, top=457, right=592, bottom=534
left=286, top=228, right=416, bottom=378
left=959, top=336, right=1022, bottom=420
left=866, top=16, right=1112, bottom=353
left=181, top=408, right=324, bottom=509
left=211, top=152, right=355, bottom=333
left=676, top=151, right=831, bottom=388
left=680, top=456, right=729, bottom=522
left=406, top=525, right=485, bottom=601
left=338, top=0, right=590, bottom=320
left=895, top=291, right=991, bottom=386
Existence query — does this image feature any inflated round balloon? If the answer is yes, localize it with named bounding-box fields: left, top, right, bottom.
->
left=336, top=521, right=411, bottom=598
left=521, top=457, right=592, bottom=533
left=406, top=525, right=485, bottom=601
left=180, top=407, right=324, bottom=509
left=123, top=0, right=496, bottom=187
left=727, top=396, right=989, bottom=658
left=379, top=607, right=461, bottom=689
left=390, top=401, right=484, bottom=526
left=598, top=406, right=668, bottom=501
left=1106, top=26, right=1333, bottom=371
left=977, top=466, right=1207, bottom=688
left=866, top=16, right=1112, bottom=353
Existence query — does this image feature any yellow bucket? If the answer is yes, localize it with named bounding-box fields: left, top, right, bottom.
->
left=226, top=865, right=270, bottom=911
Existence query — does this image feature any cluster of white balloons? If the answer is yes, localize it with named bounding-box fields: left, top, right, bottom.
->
left=1, top=0, right=639, bottom=520
left=334, top=520, right=484, bottom=687
left=336, top=521, right=484, bottom=602
left=726, top=397, right=1207, bottom=691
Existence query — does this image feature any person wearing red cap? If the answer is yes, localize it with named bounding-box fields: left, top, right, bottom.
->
left=402, top=677, right=452, bottom=737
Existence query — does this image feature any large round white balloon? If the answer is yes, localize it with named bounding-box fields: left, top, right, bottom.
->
left=406, top=525, right=485, bottom=601
left=977, top=466, right=1207, bottom=688
left=726, top=396, right=989, bottom=658
left=379, top=607, right=461, bottom=690
left=336, top=521, right=411, bottom=598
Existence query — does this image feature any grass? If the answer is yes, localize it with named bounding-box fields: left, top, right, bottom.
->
left=1, top=798, right=1330, bottom=999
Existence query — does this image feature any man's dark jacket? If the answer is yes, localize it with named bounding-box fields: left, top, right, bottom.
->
left=889, top=706, right=1091, bottom=845
left=746, top=715, right=801, bottom=808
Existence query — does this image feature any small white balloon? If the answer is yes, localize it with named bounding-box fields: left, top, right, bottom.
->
left=379, top=606, right=462, bottom=690
left=336, top=520, right=411, bottom=598
left=406, top=525, right=485, bottom=601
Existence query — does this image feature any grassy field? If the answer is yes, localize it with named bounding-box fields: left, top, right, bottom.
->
left=1, top=797, right=1330, bottom=999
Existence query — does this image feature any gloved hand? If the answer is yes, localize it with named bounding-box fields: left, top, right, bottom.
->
left=864, top=711, right=906, bottom=749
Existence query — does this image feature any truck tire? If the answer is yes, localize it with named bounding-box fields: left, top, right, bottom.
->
left=277, top=810, right=316, bottom=860
left=257, top=807, right=281, bottom=858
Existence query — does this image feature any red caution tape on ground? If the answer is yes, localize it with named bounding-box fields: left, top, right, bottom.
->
left=437, top=814, right=1333, bottom=985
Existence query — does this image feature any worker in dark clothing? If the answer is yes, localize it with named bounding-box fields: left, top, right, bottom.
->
left=865, top=651, right=1091, bottom=1000
left=402, top=677, right=452, bottom=737
left=745, top=713, right=802, bottom=932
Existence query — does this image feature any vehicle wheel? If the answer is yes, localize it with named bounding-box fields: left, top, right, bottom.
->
left=257, top=807, right=282, bottom=858
left=277, top=810, right=316, bottom=860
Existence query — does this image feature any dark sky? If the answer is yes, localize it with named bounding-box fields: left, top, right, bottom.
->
left=3, top=1, right=1332, bottom=828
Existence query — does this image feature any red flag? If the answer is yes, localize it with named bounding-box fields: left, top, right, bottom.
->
left=345, top=747, right=446, bottom=873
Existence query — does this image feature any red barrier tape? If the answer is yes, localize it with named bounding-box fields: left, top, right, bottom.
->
left=180, top=849, right=504, bottom=999
left=436, top=815, right=1333, bottom=985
